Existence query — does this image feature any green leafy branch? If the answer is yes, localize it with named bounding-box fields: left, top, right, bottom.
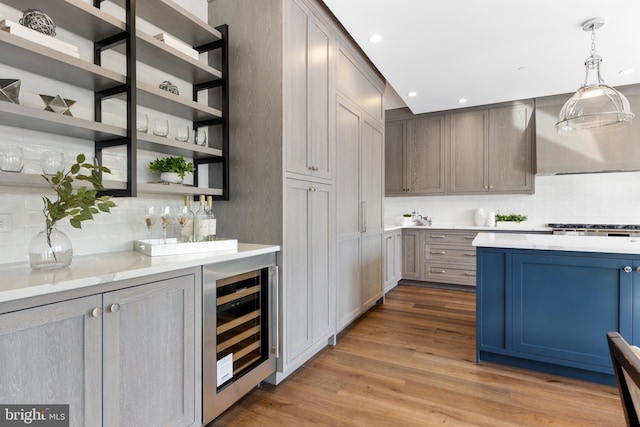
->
left=41, top=153, right=116, bottom=248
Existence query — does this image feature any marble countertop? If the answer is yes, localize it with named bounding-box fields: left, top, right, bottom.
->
left=473, top=232, right=640, bottom=255
left=0, top=243, right=280, bottom=304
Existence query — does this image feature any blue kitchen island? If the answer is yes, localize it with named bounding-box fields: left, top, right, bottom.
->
left=473, top=232, right=640, bottom=385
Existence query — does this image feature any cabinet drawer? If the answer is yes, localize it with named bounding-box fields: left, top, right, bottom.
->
left=425, top=230, right=477, bottom=245
left=425, top=245, right=476, bottom=265
left=424, top=263, right=476, bottom=286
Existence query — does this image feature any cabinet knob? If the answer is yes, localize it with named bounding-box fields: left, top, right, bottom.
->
left=108, top=303, right=121, bottom=313
left=90, top=307, right=103, bottom=317
left=637, top=267, right=640, bottom=273
left=624, top=266, right=633, bottom=273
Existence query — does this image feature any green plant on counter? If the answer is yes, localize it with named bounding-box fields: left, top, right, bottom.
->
left=41, top=153, right=116, bottom=248
left=495, top=213, right=528, bottom=223
left=149, top=155, right=195, bottom=178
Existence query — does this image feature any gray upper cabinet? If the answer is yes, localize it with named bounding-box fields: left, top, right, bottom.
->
left=385, top=115, right=446, bottom=196
left=285, top=0, right=333, bottom=181
left=449, top=109, right=490, bottom=193
left=450, top=101, right=534, bottom=195
left=387, top=100, right=534, bottom=196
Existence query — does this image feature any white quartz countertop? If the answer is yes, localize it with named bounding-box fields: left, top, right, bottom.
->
left=0, top=243, right=280, bottom=304
left=473, top=232, right=640, bottom=255
left=384, top=224, right=551, bottom=232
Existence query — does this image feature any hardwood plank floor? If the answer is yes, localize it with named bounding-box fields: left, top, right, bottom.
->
left=209, top=285, right=625, bottom=426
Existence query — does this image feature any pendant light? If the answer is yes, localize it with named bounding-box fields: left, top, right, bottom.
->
left=556, top=17, right=634, bottom=133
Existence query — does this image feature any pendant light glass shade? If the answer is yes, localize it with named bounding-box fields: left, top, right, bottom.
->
left=556, top=84, right=634, bottom=133
left=556, top=18, right=634, bottom=133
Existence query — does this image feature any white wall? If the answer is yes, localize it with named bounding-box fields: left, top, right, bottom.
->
left=385, top=171, right=640, bottom=227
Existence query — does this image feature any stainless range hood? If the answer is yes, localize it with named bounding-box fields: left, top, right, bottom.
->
left=536, top=84, right=640, bottom=175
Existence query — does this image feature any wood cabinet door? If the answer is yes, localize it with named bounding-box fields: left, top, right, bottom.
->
left=362, top=233, right=383, bottom=308
left=489, top=103, right=533, bottom=193
left=449, top=109, right=489, bottom=194
left=402, top=229, right=422, bottom=280
left=361, top=117, right=384, bottom=233
left=310, top=182, right=332, bottom=340
left=284, top=0, right=311, bottom=177
left=0, top=295, right=103, bottom=427
left=336, top=97, right=361, bottom=239
left=384, top=231, right=396, bottom=288
left=385, top=120, right=406, bottom=195
left=284, top=178, right=313, bottom=362
left=393, top=231, right=403, bottom=282
left=103, top=274, right=195, bottom=427
left=407, top=115, right=446, bottom=195
left=284, top=0, right=332, bottom=180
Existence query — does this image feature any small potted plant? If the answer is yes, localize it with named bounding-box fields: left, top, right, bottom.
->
left=495, top=213, right=528, bottom=227
left=28, top=154, right=117, bottom=269
left=149, top=155, right=195, bottom=184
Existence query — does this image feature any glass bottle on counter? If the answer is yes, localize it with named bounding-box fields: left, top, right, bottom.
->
left=178, top=195, right=194, bottom=242
left=207, top=195, right=217, bottom=241
left=194, top=195, right=208, bottom=242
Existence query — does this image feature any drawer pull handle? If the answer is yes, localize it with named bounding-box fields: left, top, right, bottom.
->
left=464, top=272, right=476, bottom=276
left=430, top=250, right=446, bottom=254
left=464, top=236, right=475, bottom=240
left=464, top=253, right=476, bottom=257
left=430, top=268, right=446, bottom=274
left=430, top=235, right=446, bottom=239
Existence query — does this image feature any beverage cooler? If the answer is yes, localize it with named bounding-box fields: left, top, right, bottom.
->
left=202, top=255, right=278, bottom=423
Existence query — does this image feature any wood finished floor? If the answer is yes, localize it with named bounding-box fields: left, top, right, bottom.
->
left=209, top=285, right=625, bottom=426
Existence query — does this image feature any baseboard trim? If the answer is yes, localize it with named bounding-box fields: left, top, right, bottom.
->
left=398, top=279, right=476, bottom=293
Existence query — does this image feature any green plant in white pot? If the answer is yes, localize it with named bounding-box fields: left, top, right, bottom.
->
left=149, top=155, right=194, bottom=184
left=28, top=154, right=116, bottom=270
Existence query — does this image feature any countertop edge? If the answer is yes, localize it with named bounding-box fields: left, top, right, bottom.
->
left=0, top=243, right=280, bottom=305
left=384, top=224, right=552, bottom=232
left=472, top=232, right=640, bottom=255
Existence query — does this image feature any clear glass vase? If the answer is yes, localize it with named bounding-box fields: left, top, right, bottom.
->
left=28, top=227, right=73, bottom=270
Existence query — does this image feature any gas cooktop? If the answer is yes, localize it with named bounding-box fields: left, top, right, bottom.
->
left=549, top=223, right=640, bottom=236
left=548, top=223, right=640, bottom=230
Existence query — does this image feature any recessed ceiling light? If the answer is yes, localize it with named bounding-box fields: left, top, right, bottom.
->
left=619, top=68, right=634, bottom=75
left=458, top=98, right=468, bottom=104
left=408, top=91, right=417, bottom=97
left=369, top=34, right=382, bottom=44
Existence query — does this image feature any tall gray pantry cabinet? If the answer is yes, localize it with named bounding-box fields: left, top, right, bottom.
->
left=209, top=0, right=385, bottom=383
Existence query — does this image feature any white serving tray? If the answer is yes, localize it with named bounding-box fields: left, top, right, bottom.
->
left=134, top=237, right=238, bottom=256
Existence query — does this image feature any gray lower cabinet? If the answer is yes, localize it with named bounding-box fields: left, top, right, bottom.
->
left=0, top=272, right=197, bottom=427
left=282, top=178, right=333, bottom=372
left=424, top=230, right=477, bottom=286
left=402, top=229, right=422, bottom=280
left=383, top=229, right=402, bottom=293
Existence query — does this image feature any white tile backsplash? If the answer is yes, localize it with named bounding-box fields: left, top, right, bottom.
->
left=384, top=171, right=640, bottom=227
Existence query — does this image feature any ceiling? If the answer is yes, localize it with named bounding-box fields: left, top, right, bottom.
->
left=320, top=0, right=640, bottom=114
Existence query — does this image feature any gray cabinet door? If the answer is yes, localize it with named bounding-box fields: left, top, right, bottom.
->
left=310, top=182, right=332, bottom=341
left=407, top=115, right=446, bottom=195
left=0, top=295, right=103, bottom=427
left=385, top=120, right=406, bottom=195
left=336, top=95, right=384, bottom=330
left=393, top=230, right=403, bottom=282
left=449, top=109, right=489, bottom=194
left=402, top=229, right=422, bottom=280
left=284, top=0, right=332, bottom=180
left=489, top=102, right=534, bottom=193
left=103, top=274, right=195, bottom=427
left=284, top=178, right=332, bottom=364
